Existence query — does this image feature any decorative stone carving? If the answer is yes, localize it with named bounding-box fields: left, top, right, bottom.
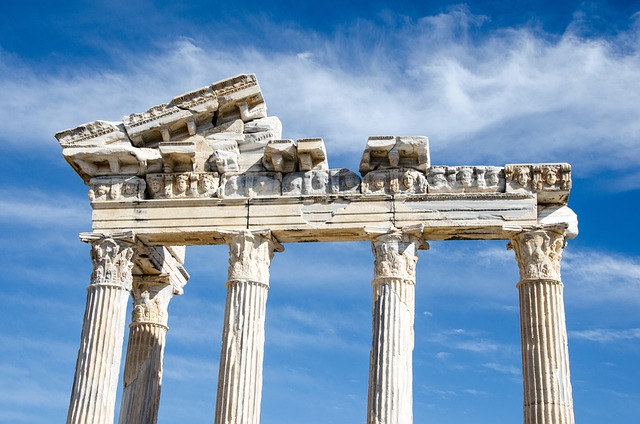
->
left=67, top=233, right=136, bottom=424
left=55, top=120, right=128, bottom=147
left=262, top=139, right=297, bottom=173
left=222, top=230, right=283, bottom=284
left=84, top=233, right=136, bottom=290
left=207, top=139, right=241, bottom=173
left=244, top=116, right=282, bottom=144
left=508, top=228, right=566, bottom=282
left=426, top=166, right=505, bottom=193
left=361, top=168, right=427, bottom=195
left=508, top=228, right=574, bottom=424
left=297, top=138, right=328, bottom=171
left=158, top=141, right=197, bottom=173
left=282, top=168, right=361, bottom=196
left=505, top=163, right=571, bottom=204
left=213, top=74, right=267, bottom=125
left=218, top=172, right=281, bottom=198
left=216, top=230, right=282, bottom=424
left=145, top=172, right=219, bottom=199
left=367, top=228, right=426, bottom=424
left=61, top=145, right=163, bottom=183
left=131, top=280, right=173, bottom=327
left=168, top=85, right=219, bottom=114
left=359, top=136, right=430, bottom=175
left=89, top=176, right=146, bottom=202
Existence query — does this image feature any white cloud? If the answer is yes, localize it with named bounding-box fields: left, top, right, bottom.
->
left=569, top=328, right=640, bottom=343
left=563, top=249, right=640, bottom=305
left=0, top=188, right=90, bottom=229
left=1, top=11, right=639, bottom=185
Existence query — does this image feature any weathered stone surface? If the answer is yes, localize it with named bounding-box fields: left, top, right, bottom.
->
left=361, top=168, right=427, bottom=195
left=218, top=172, right=281, bottom=198
left=146, top=172, right=219, bottom=199
left=282, top=168, right=360, bottom=196
left=67, top=233, right=136, bottom=424
left=427, top=165, right=505, bottom=193
left=297, top=138, right=328, bottom=171
left=359, top=135, right=430, bottom=174
left=509, top=229, right=574, bottom=424
left=262, top=139, right=297, bottom=173
left=215, top=230, right=282, bottom=424
left=55, top=74, right=580, bottom=424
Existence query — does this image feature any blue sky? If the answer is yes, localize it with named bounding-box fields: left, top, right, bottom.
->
left=1, top=1, right=639, bottom=423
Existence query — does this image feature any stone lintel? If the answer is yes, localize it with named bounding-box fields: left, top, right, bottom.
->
left=85, top=193, right=570, bottom=244
left=133, top=244, right=189, bottom=294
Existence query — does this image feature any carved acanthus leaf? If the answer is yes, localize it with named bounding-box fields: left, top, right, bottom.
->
left=508, top=229, right=566, bottom=282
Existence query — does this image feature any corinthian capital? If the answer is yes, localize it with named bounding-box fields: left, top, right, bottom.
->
left=81, top=232, right=136, bottom=290
left=508, top=228, right=566, bottom=282
left=130, top=277, right=173, bottom=327
left=369, top=227, right=427, bottom=281
left=221, top=230, right=283, bottom=285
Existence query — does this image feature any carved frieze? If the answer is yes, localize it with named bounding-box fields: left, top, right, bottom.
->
left=508, top=228, right=566, bottom=282
left=146, top=172, right=219, bottom=199
left=505, top=164, right=571, bottom=204
left=361, top=168, right=427, bottom=195
left=426, top=166, right=505, bottom=193
left=359, top=136, right=430, bottom=175
left=82, top=234, right=136, bottom=290
left=282, top=169, right=360, bottom=196
left=89, top=176, right=146, bottom=202
left=218, top=172, right=282, bottom=198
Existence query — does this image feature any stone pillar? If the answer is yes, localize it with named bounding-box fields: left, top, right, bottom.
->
left=215, top=230, right=282, bottom=424
left=509, top=228, right=574, bottom=424
left=367, top=229, right=425, bottom=424
left=118, top=277, right=174, bottom=424
left=67, top=232, right=136, bottom=424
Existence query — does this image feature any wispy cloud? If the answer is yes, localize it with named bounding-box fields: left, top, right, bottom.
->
left=1, top=11, right=639, bottom=186
left=563, top=249, right=640, bottom=305
left=569, top=328, right=640, bottom=343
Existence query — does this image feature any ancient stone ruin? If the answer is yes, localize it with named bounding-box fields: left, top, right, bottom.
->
left=55, top=74, right=578, bottom=424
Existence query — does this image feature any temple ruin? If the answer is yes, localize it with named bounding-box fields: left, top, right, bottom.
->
left=55, top=73, right=578, bottom=424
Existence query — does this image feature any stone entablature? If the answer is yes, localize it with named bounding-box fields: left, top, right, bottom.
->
left=56, top=74, right=579, bottom=424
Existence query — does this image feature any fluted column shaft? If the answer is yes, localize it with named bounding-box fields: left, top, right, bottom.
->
left=67, top=233, right=136, bottom=424
left=118, top=278, right=175, bottom=424
left=215, top=230, right=282, bottom=424
left=367, top=230, right=423, bottom=424
left=509, top=228, right=574, bottom=424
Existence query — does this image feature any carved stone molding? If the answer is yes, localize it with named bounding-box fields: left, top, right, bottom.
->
left=89, top=176, right=146, bottom=202
left=81, top=232, right=136, bottom=290
left=282, top=168, right=360, bottom=196
left=505, top=163, right=571, bottom=204
left=362, top=168, right=427, bottom=196
left=218, top=172, right=281, bottom=198
left=221, top=230, right=283, bottom=285
left=508, top=228, right=566, bottom=282
left=427, top=165, right=505, bottom=193
left=146, top=172, right=219, bottom=199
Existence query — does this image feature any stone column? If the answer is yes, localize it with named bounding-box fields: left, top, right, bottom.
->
left=509, top=228, right=574, bottom=424
left=67, top=232, right=136, bottom=424
left=367, top=229, right=425, bottom=424
left=215, top=230, right=282, bottom=424
left=118, top=277, right=174, bottom=424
